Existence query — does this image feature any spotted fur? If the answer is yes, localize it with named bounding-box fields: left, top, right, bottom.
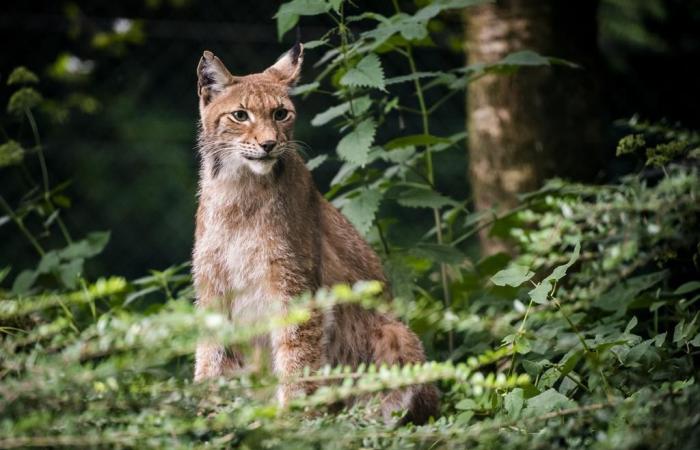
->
left=192, top=44, right=439, bottom=424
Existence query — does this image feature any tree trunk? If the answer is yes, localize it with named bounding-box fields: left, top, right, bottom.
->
left=464, top=0, right=602, bottom=255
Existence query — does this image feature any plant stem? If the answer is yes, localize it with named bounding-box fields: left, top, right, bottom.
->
left=0, top=195, right=44, bottom=256
left=404, top=43, right=453, bottom=353
left=25, top=108, right=72, bottom=245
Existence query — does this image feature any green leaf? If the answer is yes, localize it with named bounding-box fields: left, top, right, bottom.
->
left=59, top=231, right=111, bottom=260
left=12, top=269, right=37, bottom=294
left=410, top=243, right=465, bottom=265
left=674, top=281, right=700, bottom=296
left=545, top=241, right=581, bottom=283
left=58, top=258, right=84, bottom=289
left=339, top=188, right=382, bottom=236
left=305, top=154, right=327, bottom=171
left=37, top=251, right=60, bottom=274
left=0, top=140, right=25, bottom=168
left=504, top=388, right=524, bottom=419
left=385, top=134, right=451, bottom=150
left=336, top=118, right=376, bottom=165
left=594, top=270, right=668, bottom=312
left=290, top=82, right=319, bottom=96
left=396, top=187, right=457, bottom=209
left=500, top=50, right=551, bottom=66
left=523, top=389, right=576, bottom=416
left=491, top=265, right=534, bottom=287
left=7, top=66, right=39, bottom=85
left=275, top=0, right=331, bottom=40
left=455, top=398, right=477, bottom=410
left=385, top=72, right=442, bottom=86
left=311, top=102, right=351, bottom=127
left=340, top=54, right=386, bottom=91
left=0, top=266, right=11, bottom=285
left=7, top=87, right=42, bottom=116
left=528, top=280, right=551, bottom=305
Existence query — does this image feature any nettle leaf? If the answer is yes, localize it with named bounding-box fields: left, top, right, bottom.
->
left=275, top=0, right=331, bottom=40
left=312, top=102, right=351, bottom=127
left=290, top=82, right=319, bottom=96
left=491, top=265, right=534, bottom=287
left=336, top=118, right=376, bottom=165
left=385, top=134, right=451, bottom=150
left=504, top=388, right=524, bottom=420
left=414, top=0, right=490, bottom=22
left=339, top=188, right=382, bottom=236
left=59, top=231, right=111, bottom=260
left=305, top=154, right=327, bottom=171
left=396, top=187, right=457, bottom=209
left=528, top=280, right=552, bottom=305
left=385, top=72, right=441, bottom=86
left=523, top=389, right=576, bottom=417
left=340, top=54, right=386, bottom=91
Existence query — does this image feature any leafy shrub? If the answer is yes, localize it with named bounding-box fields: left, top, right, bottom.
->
left=1, top=1, right=699, bottom=448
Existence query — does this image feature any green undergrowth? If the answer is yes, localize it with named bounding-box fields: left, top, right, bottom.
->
left=2, top=0, right=700, bottom=447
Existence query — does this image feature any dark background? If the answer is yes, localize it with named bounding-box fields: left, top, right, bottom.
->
left=1, top=0, right=699, bottom=278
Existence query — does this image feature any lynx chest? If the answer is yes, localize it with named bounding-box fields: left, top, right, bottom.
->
left=193, top=201, right=286, bottom=325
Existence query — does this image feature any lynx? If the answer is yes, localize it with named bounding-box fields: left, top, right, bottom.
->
left=192, top=42, right=439, bottom=424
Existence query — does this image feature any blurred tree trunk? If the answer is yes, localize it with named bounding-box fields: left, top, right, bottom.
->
left=463, top=0, right=602, bottom=255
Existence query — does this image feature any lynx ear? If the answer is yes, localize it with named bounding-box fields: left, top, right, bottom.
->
left=264, top=42, right=304, bottom=87
left=197, top=51, right=235, bottom=105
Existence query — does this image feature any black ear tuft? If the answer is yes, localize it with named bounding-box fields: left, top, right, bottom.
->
left=290, top=41, right=302, bottom=66
left=197, top=50, right=234, bottom=105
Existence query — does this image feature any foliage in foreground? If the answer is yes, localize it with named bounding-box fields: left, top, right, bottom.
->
left=2, top=0, right=700, bottom=448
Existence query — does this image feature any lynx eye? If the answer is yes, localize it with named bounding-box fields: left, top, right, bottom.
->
left=231, top=110, right=249, bottom=122
left=273, top=108, right=289, bottom=121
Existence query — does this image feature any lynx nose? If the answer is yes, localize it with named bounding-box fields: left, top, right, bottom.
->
left=259, top=140, right=277, bottom=154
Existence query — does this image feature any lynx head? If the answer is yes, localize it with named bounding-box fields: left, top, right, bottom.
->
left=196, top=43, right=303, bottom=177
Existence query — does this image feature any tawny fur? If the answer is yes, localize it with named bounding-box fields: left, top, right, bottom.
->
left=192, top=44, right=439, bottom=424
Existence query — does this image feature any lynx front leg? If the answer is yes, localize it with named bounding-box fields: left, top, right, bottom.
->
left=271, top=314, right=324, bottom=406
left=194, top=341, right=243, bottom=381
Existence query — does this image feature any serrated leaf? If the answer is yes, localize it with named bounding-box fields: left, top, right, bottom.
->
left=385, top=72, right=441, bottom=86
left=528, top=280, right=551, bottom=304
left=59, top=231, right=111, bottom=260
left=339, top=188, right=381, bottom=236
left=396, top=187, right=457, bottom=209
left=275, top=0, right=330, bottom=40
left=311, top=102, right=350, bottom=127
left=455, top=398, right=477, bottom=410
left=385, top=134, right=451, bottom=150
left=305, top=154, right=327, bottom=171
left=491, top=265, right=534, bottom=287
left=504, top=388, right=524, bottom=419
left=340, top=54, right=386, bottom=91
left=290, top=82, right=319, bottom=96
left=523, top=389, right=576, bottom=416
left=336, top=118, right=376, bottom=165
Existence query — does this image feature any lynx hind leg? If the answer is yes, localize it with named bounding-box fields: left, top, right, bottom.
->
left=371, top=321, right=440, bottom=425
left=194, top=341, right=243, bottom=381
